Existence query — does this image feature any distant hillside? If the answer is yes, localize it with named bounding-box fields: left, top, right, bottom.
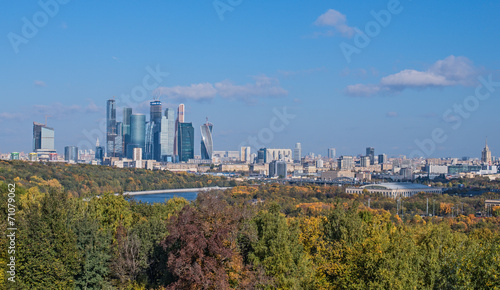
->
left=0, top=160, right=235, bottom=197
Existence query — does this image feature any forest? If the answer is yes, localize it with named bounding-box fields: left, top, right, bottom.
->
left=0, top=160, right=235, bottom=197
left=1, top=161, right=500, bottom=289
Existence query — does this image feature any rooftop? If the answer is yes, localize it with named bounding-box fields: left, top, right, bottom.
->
left=360, top=183, right=432, bottom=190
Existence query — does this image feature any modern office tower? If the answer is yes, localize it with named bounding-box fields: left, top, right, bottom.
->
left=328, top=148, right=336, bottom=159
left=200, top=119, right=214, bottom=160
left=115, top=122, right=123, bottom=156
left=122, top=107, right=132, bottom=156
left=482, top=138, right=492, bottom=164
left=10, top=152, right=20, bottom=160
left=293, top=143, right=302, bottom=163
left=173, top=104, right=185, bottom=158
left=128, top=114, right=146, bottom=159
left=145, top=121, right=154, bottom=160
left=95, top=138, right=105, bottom=161
left=241, top=146, right=251, bottom=163
left=64, top=146, right=79, bottom=163
left=33, top=122, right=55, bottom=153
left=360, top=156, right=370, bottom=167
left=338, top=156, right=354, bottom=170
left=269, top=160, right=287, bottom=178
left=366, top=147, right=375, bottom=165
left=106, top=99, right=117, bottom=157
left=257, top=148, right=267, bottom=163
left=316, top=159, right=324, bottom=168
left=147, top=100, right=163, bottom=160
left=378, top=154, right=388, bottom=164
left=150, top=100, right=162, bottom=124
left=157, top=108, right=175, bottom=162
left=177, top=122, right=194, bottom=162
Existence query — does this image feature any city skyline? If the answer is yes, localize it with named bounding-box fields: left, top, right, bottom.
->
left=1, top=1, right=500, bottom=157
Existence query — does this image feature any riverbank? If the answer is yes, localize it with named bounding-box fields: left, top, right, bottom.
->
left=122, top=186, right=231, bottom=196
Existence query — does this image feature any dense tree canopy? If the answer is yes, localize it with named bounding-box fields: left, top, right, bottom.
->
left=1, top=167, right=500, bottom=289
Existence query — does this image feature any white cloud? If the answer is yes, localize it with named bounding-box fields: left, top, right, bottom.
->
left=345, top=56, right=478, bottom=97
left=31, top=100, right=102, bottom=119
left=34, top=80, right=46, bottom=87
left=0, top=112, right=25, bottom=121
left=154, top=75, right=287, bottom=102
left=314, top=9, right=354, bottom=38
left=155, top=83, right=217, bottom=101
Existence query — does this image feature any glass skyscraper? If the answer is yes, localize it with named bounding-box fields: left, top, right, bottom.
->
left=106, top=99, right=117, bottom=157
left=129, top=114, right=146, bottom=159
left=33, top=122, right=55, bottom=153
left=366, top=147, right=375, bottom=165
left=178, top=122, right=194, bottom=162
left=156, top=108, right=175, bottom=162
left=200, top=120, right=213, bottom=160
left=174, top=104, right=185, bottom=158
left=293, top=143, right=301, bottom=163
left=64, top=146, right=79, bottom=162
left=122, top=107, right=132, bottom=156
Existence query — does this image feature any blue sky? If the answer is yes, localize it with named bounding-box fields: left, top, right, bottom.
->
left=1, top=0, right=500, bottom=158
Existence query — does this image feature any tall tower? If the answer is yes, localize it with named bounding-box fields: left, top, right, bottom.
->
left=200, top=118, right=214, bottom=160
left=122, top=107, right=132, bottom=156
left=178, top=122, right=194, bottom=162
left=482, top=138, right=492, bottom=164
left=150, top=100, right=162, bottom=124
left=33, top=122, right=55, bottom=153
left=128, top=114, right=146, bottom=159
left=366, top=147, right=375, bottom=165
left=106, top=99, right=117, bottom=157
left=173, top=104, right=185, bottom=159
left=293, top=143, right=302, bottom=163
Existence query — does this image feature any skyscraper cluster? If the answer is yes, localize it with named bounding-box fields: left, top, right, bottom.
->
left=105, top=99, right=212, bottom=163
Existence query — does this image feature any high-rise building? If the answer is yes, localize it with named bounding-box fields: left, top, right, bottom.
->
left=95, top=138, right=105, bottom=161
left=178, top=122, right=194, bottom=162
left=241, top=146, right=251, bottom=163
left=338, top=156, right=354, bottom=170
left=128, top=114, right=146, bottom=159
left=145, top=121, right=155, bottom=160
left=106, top=99, right=117, bottom=157
left=360, top=156, right=370, bottom=167
left=378, top=154, right=387, bottom=164
left=366, top=147, right=375, bottom=165
left=64, top=146, right=79, bottom=163
left=115, top=122, right=123, bottom=156
left=269, top=160, right=287, bottom=178
left=173, top=104, right=185, bottom=159
left=482, top=138, right=492, bottom=164
left=257, top=148, right=267, bottom=163
left=157, top=108, right=175, bottom=162
left=293, top=143, right=302, bottom=163
left=200, top=119, right=214, bottom=160
left=150, top=100, right=162, bottom=124
left=328, top=148, right=336, bottom=159
left=10, top=152, right=20, bottom=160
left=146, top=100, right=163, bottom=160
left=33, top=122, right=55, bottom=153
left=122, top=107, right=132, bottom=156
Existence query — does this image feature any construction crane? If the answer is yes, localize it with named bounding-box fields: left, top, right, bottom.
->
left=45, top=115, right=51, bottom=126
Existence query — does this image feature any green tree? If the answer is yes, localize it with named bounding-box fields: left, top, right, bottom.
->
left=17, top=189, right=79, bottom=289
left=249, top=204, right=314, bottom=289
